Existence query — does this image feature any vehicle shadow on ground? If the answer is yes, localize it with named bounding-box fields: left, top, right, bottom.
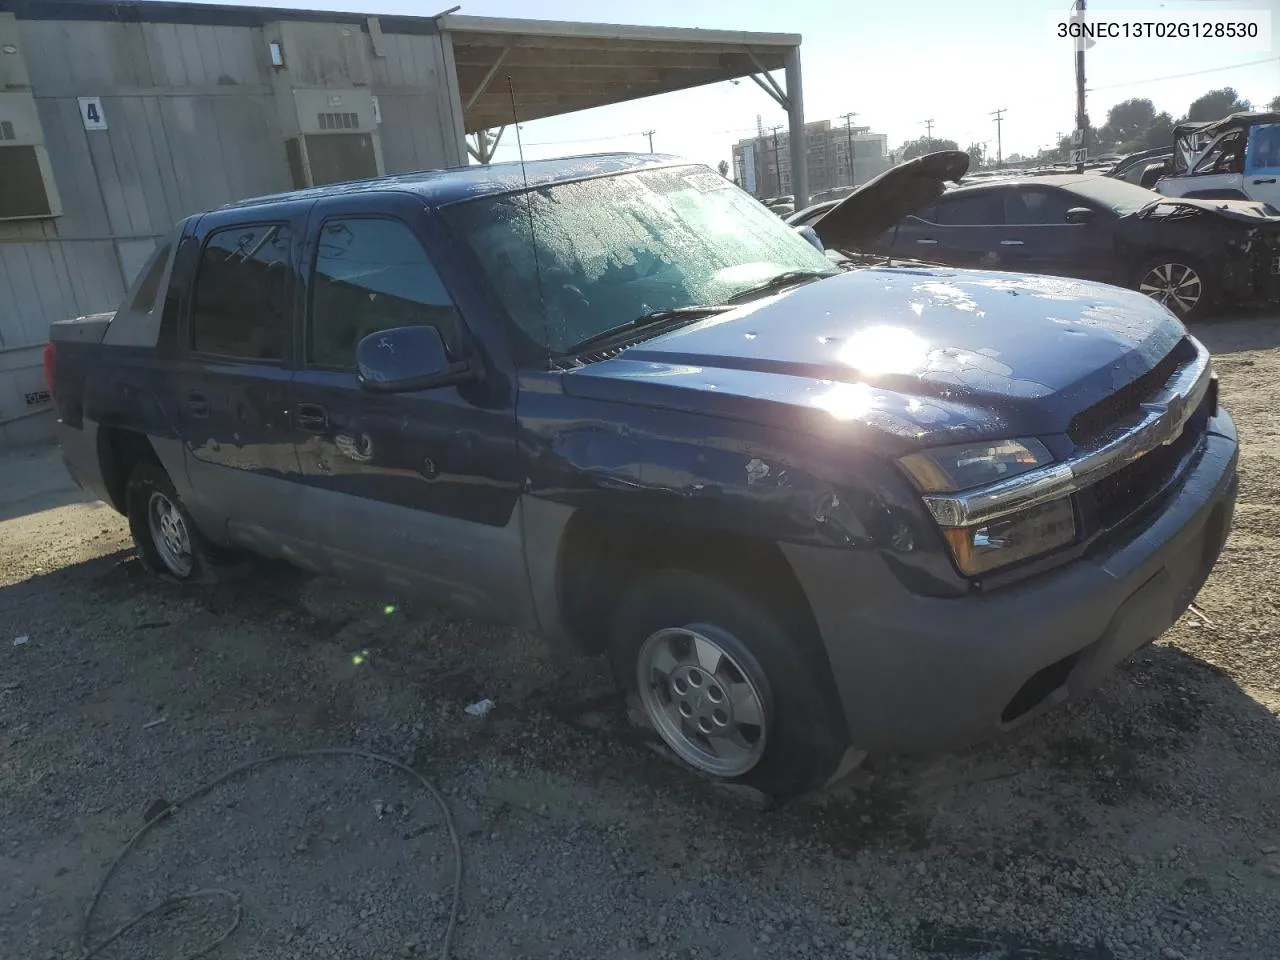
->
left=0, top=443, right=97, bottom=523
left=1189, top=311, right=1280, bottom=356
left=7, top=549, right=1275, bottom=837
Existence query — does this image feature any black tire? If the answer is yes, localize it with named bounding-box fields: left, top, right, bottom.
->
left=126, top=461, right=241, bottom=583
left=1134, top=254, right=1214, bottom=321
left=609, top=570, right=850, bottom=800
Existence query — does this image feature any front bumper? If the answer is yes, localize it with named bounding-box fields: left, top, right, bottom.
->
left=783, top=410, right=1238, bottom=756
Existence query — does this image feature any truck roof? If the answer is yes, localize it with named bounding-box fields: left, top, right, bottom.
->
left=222, top=152, right=690, bottom=211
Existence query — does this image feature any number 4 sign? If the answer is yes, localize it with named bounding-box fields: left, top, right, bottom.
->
left=78, top=97, right=107, bottom=131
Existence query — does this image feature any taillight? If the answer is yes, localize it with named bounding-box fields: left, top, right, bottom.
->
left=43, top=341, right=56, bottom=399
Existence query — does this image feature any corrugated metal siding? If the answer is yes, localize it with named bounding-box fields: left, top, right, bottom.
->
left=0, top=14, right=457, bottom=447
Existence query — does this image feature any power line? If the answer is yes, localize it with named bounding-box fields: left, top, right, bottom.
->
left=1087, top=56, right=1280, bottom=92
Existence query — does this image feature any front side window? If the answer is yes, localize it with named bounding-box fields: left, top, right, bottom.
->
left=191, top=223, right=292, bottom=360
left=444, top=166, right=836, bottom=355
left=934, top=192, right=1004, bottom=225
left=1004, top=188, right=1078, bottom=225
left=308, top=217, right=461, bottom=369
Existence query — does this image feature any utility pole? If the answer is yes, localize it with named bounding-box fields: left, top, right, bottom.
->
left=839, top=111, right=858, bottom=187
left=922, top=118, right=935, bottom=149
left=1074, top=0, right=1088, bottom=174
left=766, top=124, right=783, bottom=196
left=990, top=108, right=1006, bottom=168
left=643, top=129, right=655, bottom=153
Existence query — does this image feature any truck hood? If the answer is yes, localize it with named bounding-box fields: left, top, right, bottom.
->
left=811, top=150, right=970, bottom=249
left=563, top=266, right=1186, bottom=452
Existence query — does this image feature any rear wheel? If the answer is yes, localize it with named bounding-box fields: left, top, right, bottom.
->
left=126, top=462, right=238, bottom=582
left=1136, top=256, right=1211, bottom=320
left=609, top=571, right=850, bottom=799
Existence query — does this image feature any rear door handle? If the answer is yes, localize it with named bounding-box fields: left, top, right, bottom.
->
left=915, top=238, right=938, bottom=245
left=1000, top=239, right=1025, bottom=246
left=294, top=403, right=328, bottom=432
left=1252, top=177, right=1277, bottom=184
left=186, top=392, right=209, bottom=418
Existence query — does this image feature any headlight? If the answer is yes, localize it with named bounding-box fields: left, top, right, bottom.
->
left=899, top=438, right=1075, bottom=576
left=940, top=497, right=1076, bottom=576
left=898, top=438, right=1053, bottom=493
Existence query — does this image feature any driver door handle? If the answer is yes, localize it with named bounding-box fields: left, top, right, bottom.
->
left=294, top=403, right=328, bottom=432
left=1253, top=177, right=1277, bottom=184
left=1000, top=239, right=1025, bottom=246
left=915, top=238, right=938, bottom=245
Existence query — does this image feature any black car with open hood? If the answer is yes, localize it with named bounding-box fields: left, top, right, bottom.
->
left=829, top=151, right=1280, bottom=318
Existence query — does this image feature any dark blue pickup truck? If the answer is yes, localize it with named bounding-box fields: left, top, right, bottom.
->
left=47, top=152, right=1238, bottom=798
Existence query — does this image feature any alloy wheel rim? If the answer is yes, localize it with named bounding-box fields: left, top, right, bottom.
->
left=148, top=491, right=193, bottom=577
left=1138, top=262, right=1202, bottom=316
left=635, top=626, right=768, bottom=778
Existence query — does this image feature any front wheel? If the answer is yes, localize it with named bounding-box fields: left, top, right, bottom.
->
left=1136, top=256, right=1212, bottom=320
left=609, top=571, right=850, bottom=799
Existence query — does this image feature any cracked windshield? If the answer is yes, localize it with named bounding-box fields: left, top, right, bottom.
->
left=447, top=166, right=836, bottom=353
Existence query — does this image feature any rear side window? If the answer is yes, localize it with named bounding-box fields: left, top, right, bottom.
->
left=1004, top=188, right=1078, bottom=225
left=191, top=223, right=292, bottom=360
left=307, top=217, right=461, bottom=369
left=935, top=192, right=1004, bottom=225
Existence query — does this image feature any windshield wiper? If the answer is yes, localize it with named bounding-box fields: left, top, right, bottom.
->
left=724, top=269, right=838, bottom=303
left=563, top=306, right=731, bottom=357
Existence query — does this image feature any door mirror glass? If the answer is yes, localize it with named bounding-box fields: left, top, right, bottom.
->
left=356, top=325, right=477, bottom=393
left=1064, top=206, right=1095, bottom=224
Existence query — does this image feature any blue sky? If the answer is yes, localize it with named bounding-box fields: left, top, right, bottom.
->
left=199, top=0, right=1276, bottom=167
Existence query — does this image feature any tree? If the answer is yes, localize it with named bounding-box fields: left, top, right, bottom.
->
left=898, top=136, right=960, bottom=162
left=1138, top=111, right=1175, bottom=151
left=1099, top=98, right=1156, bottom=150
left=716, top=159, right=730, bottom=178
left=964, top=142, right=986, bottom=168
left=1184, top=88, right=1251, bottom=123
left=1269, top=95, right=1280, bottom=112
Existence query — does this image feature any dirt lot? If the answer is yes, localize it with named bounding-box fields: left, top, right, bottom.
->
left=3, top=315, right=1280, bottom=960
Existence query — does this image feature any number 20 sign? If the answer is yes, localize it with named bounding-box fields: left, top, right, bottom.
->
left=78, top=97, right=108, bottom=131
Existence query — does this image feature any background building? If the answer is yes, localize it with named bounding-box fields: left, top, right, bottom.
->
left=0, top=0, right=805, bottom=448
left=733, top=119, right=889, bottom=198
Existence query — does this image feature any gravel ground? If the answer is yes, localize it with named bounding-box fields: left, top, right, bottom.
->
left=2, top=314, right=1279, bottom=960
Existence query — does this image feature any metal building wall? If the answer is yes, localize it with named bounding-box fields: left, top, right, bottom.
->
left=0, top=10, right=460, bottom=448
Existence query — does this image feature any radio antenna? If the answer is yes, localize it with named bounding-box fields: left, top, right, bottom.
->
left=507, top=75, right=550, bottom=363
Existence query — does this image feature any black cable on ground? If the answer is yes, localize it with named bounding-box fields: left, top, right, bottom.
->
left=80, top=748, right=463, bottom=960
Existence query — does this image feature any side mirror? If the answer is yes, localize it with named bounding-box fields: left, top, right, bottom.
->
left=356, top=325, right=478, bottom=393
left=794, top=224, right=825, bottom=252
left=1064, top=206, right=1095, bottom=224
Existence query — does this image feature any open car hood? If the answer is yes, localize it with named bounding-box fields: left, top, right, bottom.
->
left=811, top=150, right=970, bottom=250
